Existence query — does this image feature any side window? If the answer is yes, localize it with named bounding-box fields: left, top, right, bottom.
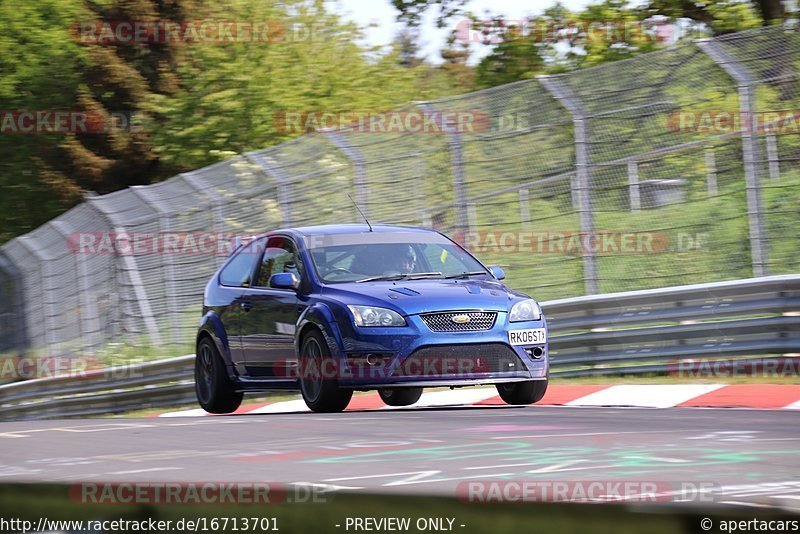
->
left=255, top=237, right=303, bottom=288
left=219, top=239, right=263, bottom=287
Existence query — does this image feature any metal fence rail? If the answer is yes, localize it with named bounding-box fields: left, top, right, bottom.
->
left=0, top=24, right=798, bottom=357
left=2, top=275, right=797, bottom=420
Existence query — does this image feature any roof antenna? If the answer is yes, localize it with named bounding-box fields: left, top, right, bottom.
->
left=348, top=193, right=373, bottom=232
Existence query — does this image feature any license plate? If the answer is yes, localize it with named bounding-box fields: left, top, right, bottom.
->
left=508, top=329, right=547, bottom=346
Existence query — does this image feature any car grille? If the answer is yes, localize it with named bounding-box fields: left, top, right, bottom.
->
left=420, top=311, right=497, bottom=332
left=392, top=343, right=523, bottom=377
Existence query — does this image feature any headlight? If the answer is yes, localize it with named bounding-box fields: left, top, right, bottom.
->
left=348, top=305, right=406, bottom=327
left=509, top=299, right=541, bottom=322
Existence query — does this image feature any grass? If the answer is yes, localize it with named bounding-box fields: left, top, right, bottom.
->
left=473, top=171, right=800, bottom=300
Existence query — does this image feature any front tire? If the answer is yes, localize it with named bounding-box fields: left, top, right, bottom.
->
left=299, top=330, right=353, bottom=413
left=496, top=379, right=548, bottom=405
left=378, top=387, right=423, bottom=407
left=195, top=337, right=243, bottom=414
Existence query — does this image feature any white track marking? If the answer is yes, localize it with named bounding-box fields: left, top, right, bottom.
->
left=159, top=408, right=209, bottom=417
left=564, top=384, right=725, bottom=408
left=383, top=388, right=498, bottom=409
left=249, top=399, right=310, bottom=414
left=154, top=384, right=800, bottom=417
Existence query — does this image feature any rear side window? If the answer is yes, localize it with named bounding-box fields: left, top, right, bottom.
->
left=219, top=239, right=263, bottom=287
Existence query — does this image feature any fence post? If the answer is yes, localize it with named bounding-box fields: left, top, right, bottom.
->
left=705, top=146, right=718, bottom=196
left=129, top=186, right=181, bottom=345
left=698, top=39, right=768, bottom=277
left=466, top=203, right=477, bottom=235
left=766, top=133, right=780, bottom=181
left=519, top=189, right=531, bottom=229
left=538, top=75, right=599, bottom=295
left=15, top=236, right=56, bottom=356
left=245, top=154, right=294, bottom=226
left=50, top=220, right=96, bottom=353
left=324, top=131, right=369, bottom=218
left=627, top=162, right=641, bottom=212
left=85, top=194, right=162, bottom=346
left=180, top=172, right=225, bottom=229
left=0, top=250, right=27, bottom=354
left=419, top=103, right=469, bottom=235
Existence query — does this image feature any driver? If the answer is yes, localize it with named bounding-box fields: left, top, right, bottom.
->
left=393, top=245, right=417, bottom=273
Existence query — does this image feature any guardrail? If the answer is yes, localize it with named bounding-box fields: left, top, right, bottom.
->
left=1, top=275, right=798, bottom=420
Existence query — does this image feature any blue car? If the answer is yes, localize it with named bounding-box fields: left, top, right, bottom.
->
left=195, top=224, right=548, bottom=413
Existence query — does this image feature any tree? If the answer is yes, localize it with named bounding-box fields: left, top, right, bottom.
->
left=0, top=0, right=86, bottom=242
left=149, top=0, right=464, bottom=172
left=42, top=0, right=195, bottom=194
left=438, top=34, right=476, bottom=93
left=0, top=0, right=469, bottom=243
left=392, top=0, right=788, bottom=34
left=474, top=20, right=545, bottom=88
left=395, top=28, right=423, bottom=68
left=647, top=0, right=763, bottom=34
left=391, top=0, right=467, bottom=28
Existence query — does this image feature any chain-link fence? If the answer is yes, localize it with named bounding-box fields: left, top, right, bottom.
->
left=1, top=23, right=798, bottom=358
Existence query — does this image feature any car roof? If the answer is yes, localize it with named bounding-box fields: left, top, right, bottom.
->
left=281, top=224, right=438, bottom=237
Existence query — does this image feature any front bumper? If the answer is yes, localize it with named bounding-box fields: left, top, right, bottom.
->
left=333, top=311, right=548, bottom=388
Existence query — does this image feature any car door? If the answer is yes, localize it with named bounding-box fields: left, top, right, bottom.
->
left=239, top=236, right=303, bottom=378
left=217, top=237, right=265, bottom=375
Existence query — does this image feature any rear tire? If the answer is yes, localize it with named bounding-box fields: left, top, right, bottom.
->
left=378, top=387, right=423, bottom=407
left=195, top=337, right=243, bottom=414
left=496, top=379, right=548, bottom=405
left=299, top=330, right=353, bottom=413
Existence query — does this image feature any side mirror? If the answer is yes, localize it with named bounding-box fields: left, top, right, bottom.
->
left=488, top=266, right=506, bottom=280
left=269, top=272, right=300, bottom=290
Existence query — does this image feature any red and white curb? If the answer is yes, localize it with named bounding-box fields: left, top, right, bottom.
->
left=157, top=384, right=800, bottom=417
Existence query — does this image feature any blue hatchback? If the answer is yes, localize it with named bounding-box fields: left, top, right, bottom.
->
left=195, top=224, right=548, bottom=413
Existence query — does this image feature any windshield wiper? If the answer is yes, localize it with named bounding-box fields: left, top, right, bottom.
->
left=406, top=271, right=443, bottom=280
left=445, top=271, right=487, bottom=279
left=356, top=272, right=442, bottom=283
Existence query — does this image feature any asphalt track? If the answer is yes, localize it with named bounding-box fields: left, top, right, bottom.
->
left=1, top=405, right=799, bottom=509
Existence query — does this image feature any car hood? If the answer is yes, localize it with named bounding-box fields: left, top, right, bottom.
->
left=321, top=279, right=522, bottom=315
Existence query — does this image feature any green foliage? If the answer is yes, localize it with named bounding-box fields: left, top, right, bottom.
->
left=475, top=39, right=543, bottom=89
left=0, top=0, right=466, bottom=243
left=149, top=0, right=455, bottom=172
left=0, top=0, right=87, bottom=243
left=391, top=0, right=467, bottom=28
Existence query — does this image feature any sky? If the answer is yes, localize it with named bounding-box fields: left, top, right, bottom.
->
left=328, top=0, right=597, bottom=63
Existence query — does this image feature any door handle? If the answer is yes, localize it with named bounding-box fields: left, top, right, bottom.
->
left=240, top=301, right=253, bottom=312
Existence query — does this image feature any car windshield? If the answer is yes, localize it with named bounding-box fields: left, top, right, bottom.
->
left=306, top=233, right=489, bottom=284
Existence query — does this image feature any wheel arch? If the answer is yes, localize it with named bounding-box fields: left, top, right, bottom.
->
left=295, top=302, right=344, bottom=358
